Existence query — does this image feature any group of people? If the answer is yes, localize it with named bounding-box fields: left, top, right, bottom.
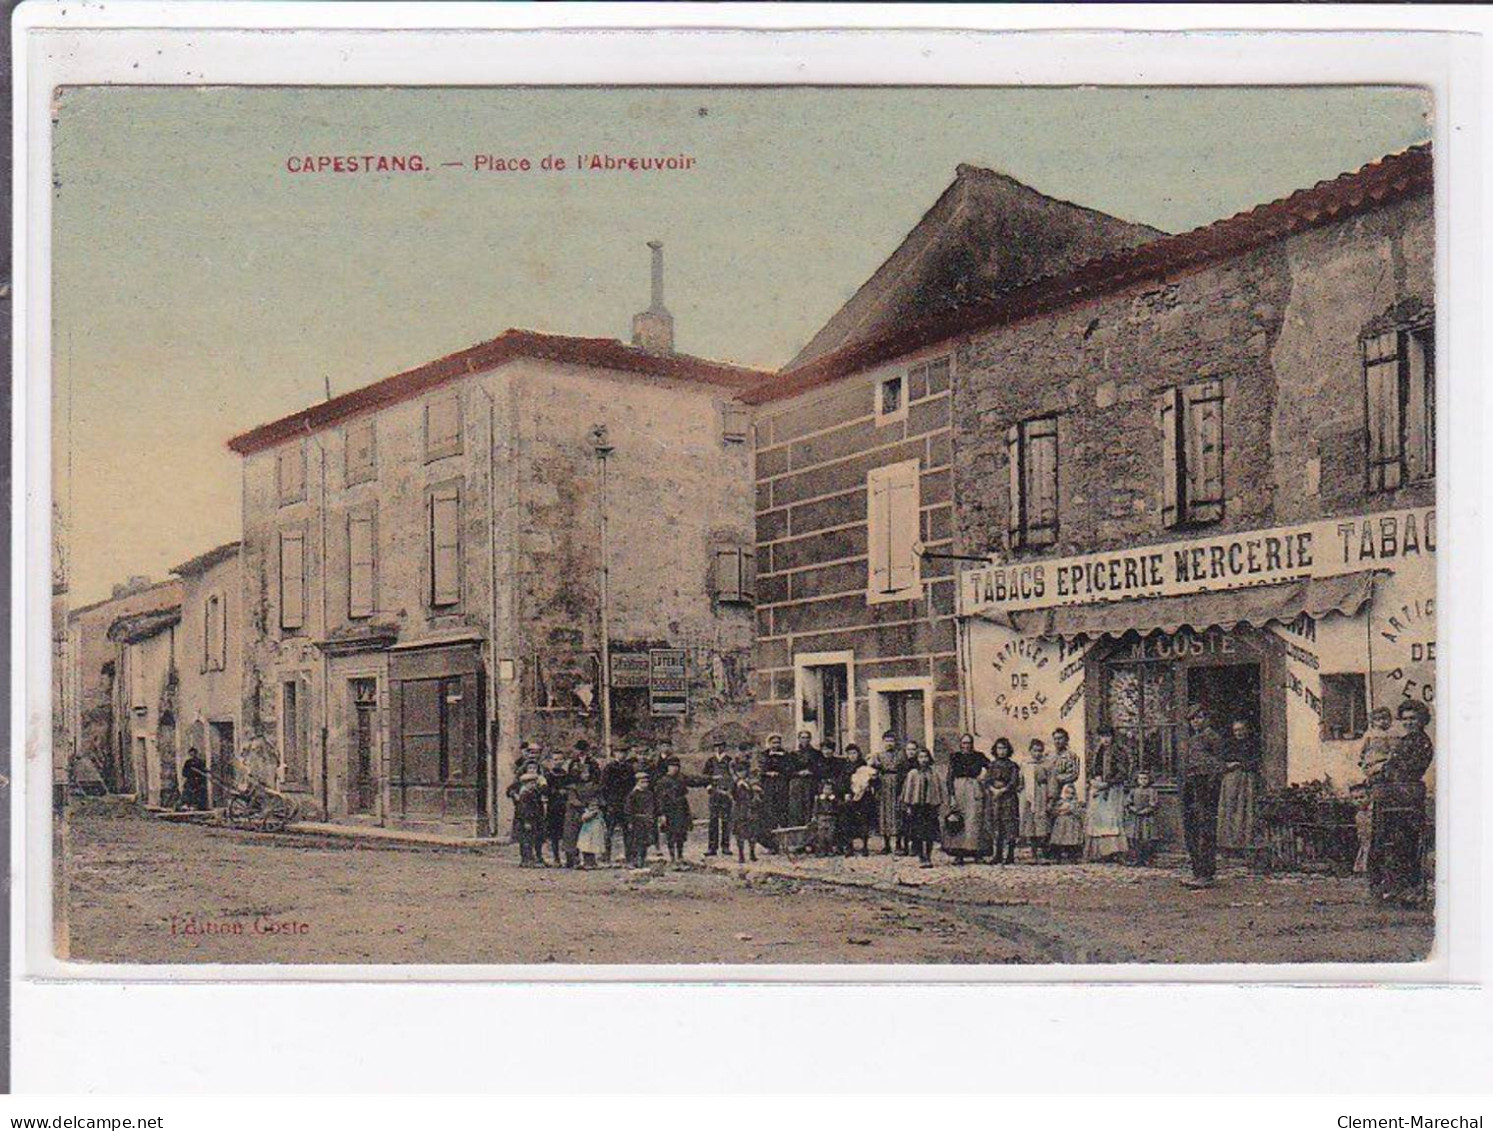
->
left=501, top=700, right=1433, bottom=901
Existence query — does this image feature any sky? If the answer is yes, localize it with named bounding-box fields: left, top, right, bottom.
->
left=52, top=85, right=1432, bottom=606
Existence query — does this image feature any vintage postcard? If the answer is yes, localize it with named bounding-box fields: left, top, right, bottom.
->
left=47, top=81, right=1440, bottom=970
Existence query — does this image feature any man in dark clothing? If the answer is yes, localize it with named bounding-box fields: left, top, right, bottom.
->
left=787, top=730, right=819, bottom=826
left=657, top=758, right=693, bottom=862
left=1367, top=700, right=1435, bottom=905
left=599, top=747, right=637, bottom=863
left=703, top=742, right=735, bottom=856
left=179, top=747, right=210, bottom=811
left=1180, top=704, right=1227, bottom=887
left=759, top=733, right=791, bottom=849
left=542, top=752, right=570, bottom=866
left=624, top=771, right=659, bottom=867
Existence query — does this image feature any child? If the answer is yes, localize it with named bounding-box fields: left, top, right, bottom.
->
left=1047, top=782, right=1085, bottom=861
left=1125, top=772, right=1159, bottom=865
left=809, top=781, right=841, bottom=855
left=1351, top=783, right=1372, bottom=875
left=656, top=758, right=693, bottom=863
left=625, top=771, right=659, bottom=867
left=731, top=765, right=762, bottom=863
left=510, top=764, right=547, bottom=867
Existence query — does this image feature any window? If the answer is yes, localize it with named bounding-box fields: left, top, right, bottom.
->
left=795, top=651, right=854, bottom=752
left=348, top=508, right=377, bottom=619
left=129, top=646, right=147, bottom=709
left=866, top=458, right=921, bottom=601
left=1160, top=381, right=1224, bottom=527
left=1364, top=322, right=1435, bottom=492
left=427, top=482, right=461, bottom=609
left=712, top=544, right=755, bottom=604
left=424, top=394, right=463, bottom=461
left=876, top=374, right=905, bottom=424
left=1006, top=415, right=1059, bottom=549
left=279, top=529, right=306, bottom=631
left=203, top=593, right=226, bottom=672
left=276, top=442, right=306, bottom=505
left=1321, top=673, right=1369, bottom=741
left=721, top=401, right=750, bottom=444
left=345, top=420, right=377, bottom=485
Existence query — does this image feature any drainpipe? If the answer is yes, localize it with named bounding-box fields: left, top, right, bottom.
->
left=477, top=383, right=501, bottom=837
left=303, top=421, right=331, bottom=819
left=592, top=424, right=615, bottom=757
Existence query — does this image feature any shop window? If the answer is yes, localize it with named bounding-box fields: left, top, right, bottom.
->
left=424, top=393, right=463, bottom=462
left=1006, top=415, right=1059, bottom=549
left=345, top=419, right=377, bottom=486
left=1321, top=673, right=1369, bottom=741
left=1104, top=662, right=1180, bottom=782
left=712, top=544, right=755, bottom=605
left=276, top=441, right=306, bottom=506
left=1364, top=322, right=1435, bottom=492
left=278, top=529, right=306, bottom=632
left=427, top=482, right=462, bottom=609
left=866, top=458, right=921, bottom=602
left=348, top=507, right=377, bottom=620
left=876, top=374, right=906, bottom=424
left=1159, top=381, right=1224, bottom=527
left=202, top=592, right=227, bottom=672
left=721, top=401, right=750, bottom=444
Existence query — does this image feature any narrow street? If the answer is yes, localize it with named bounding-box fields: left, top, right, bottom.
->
left=57, top=810, right=1432, bottom=967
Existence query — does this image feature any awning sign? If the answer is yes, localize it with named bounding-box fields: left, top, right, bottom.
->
left=648, top=649, right=689, bottom=717
left=960, top=506, right=1434, bottom=618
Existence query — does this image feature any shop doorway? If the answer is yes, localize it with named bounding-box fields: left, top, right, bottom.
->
left=1186, top=663, right=1262, bottom=736
left=207, top=721, right=235, bottom=808
left=795, top=650, right=854, bottom=752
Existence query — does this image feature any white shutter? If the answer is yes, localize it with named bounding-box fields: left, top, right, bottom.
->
left=279, top=531, right=305, bottom=630
left=349, top=511, right=376, bottom=618
left=713, top=545, right=743, bottom=602
left=886, top=470, right=920, bottom=593
left=867, top=470, right=891, bottom=595
left=1403, top=327, right=1433, bottom=483
left=429, top=487, right=461, bottom=607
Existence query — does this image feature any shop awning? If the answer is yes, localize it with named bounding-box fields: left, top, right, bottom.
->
left=990, top=571, right=1383, bottom=639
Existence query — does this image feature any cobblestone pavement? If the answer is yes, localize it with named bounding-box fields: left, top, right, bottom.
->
left=56, top=811, right=1433, bottom=967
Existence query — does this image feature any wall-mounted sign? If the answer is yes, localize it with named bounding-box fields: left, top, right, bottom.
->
left=960, top=506, right=1434, bottom=617
left=649, top=649, right=689, bottom=717
left=610, top=653, right=650, bottom=689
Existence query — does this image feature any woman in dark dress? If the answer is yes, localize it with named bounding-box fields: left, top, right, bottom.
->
left=179, top=747, right=210, bottom=811
left=759, top=734, right=791, bottom=850
left=1367, top=701, right=1434, bottom=906
left=983, top=738, right=1022, bottom=865
left=943, top=733, right=991, bottom=863
left=1216, top=719, right=1263, bottom=861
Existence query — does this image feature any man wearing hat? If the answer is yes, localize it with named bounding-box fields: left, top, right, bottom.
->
left=703, top=740, right=735, bottom=857
left=599, top=744, right=637, bottom=863
left=624, top=766, right=660, bottom=867
left=1366, top=700, right=1434, bottom=906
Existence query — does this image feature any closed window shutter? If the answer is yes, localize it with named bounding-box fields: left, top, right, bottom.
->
left=1364, top=331, right=1403, bottom=492
left=1185, top=381, right=1224, bottom=523
left=426, top=396, right=462, bottom=458
left=216, top=595, right=228, bottom=669
left=885, top=472, right=919, bottom=592
left=713, top=546, right=742, bottom=602
left=1006, top=424, right=1023, bottom=545
left=349, top=512, right=376, bottom=618
left=739, top=547, right=756, bottom=602
left=721, top=402, right=749, bottom=443
left=1159, top=389, right=1183, bottom=527
left=867, top=473, right=892, bottom=594
left=1403, top=327, right=1434, bottom=483
left=345, top=421, right=376, bottom=483
left=202, top=596, right=215, bottom=673
left=429, top=488, right=461, bottom=607
left=280, top=532, right=305, bottom=630
left=278, top=444, right=305, bottom=503
left=1025, top=417, right=1059, bottom=546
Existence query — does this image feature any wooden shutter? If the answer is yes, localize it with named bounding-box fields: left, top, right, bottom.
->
left=1363, top=330, right=1404, bottom=492
left=1024, top=417, right=1059, bottom=546
left=279, top=531, right=305, bottom=630
left=885, top=463, right=920, bottom=594
left=1006, top=424, right=1023, bottom=546
left=215, top=595, right=228, bottom=670
left=202, top=596, right=214, bottom=673
left=1404, top=326, right=1434, bottom=483
left=429, top=485, right=461, bottom=607
left=345, top=420, right=376, bottom=484
left=348, top=510, right=376, bottom=619
left=1159, top=389, right=1184, bottom=527
left=1184, top=381, right=1224, bottom=523
left=713, top=545, right=754, bottom=603
left=721, top=402, right=749, bottom=443
left=425, top=395, right=462, bottom=460
left=277, top=443, right=305, bottom=504
left=867, top=470, right=892, bottom=594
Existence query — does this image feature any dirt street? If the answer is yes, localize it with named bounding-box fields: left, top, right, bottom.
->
left=56, top=811, right=1432, bottom=967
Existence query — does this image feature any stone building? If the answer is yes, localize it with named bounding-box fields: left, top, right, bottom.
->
left=226, top=256, right=765, bottom=835
left=926, top=145, right=1432, bottom=845
left=170, top=542, right=243, bottom=806
left=741, top=164, right=1161, bottom=756
left=65, top=576, right=184, bottom=798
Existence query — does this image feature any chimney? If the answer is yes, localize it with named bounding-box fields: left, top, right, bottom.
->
left=630, top=239, right=675, bottom=354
